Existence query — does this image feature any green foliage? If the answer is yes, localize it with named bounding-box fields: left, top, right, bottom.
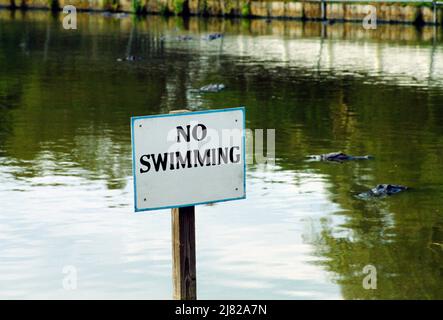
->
left=159, top=3, right=170, bottom=15
left=241, top=18, right=251, bottom=29
left=47, top=0, right=59, bottom=11
left=301, top=0, right=433, bottom=6
left=111, top=1, right=119, bottom=11
left=224, top=0, right=234, bottom=15
left=410, top=2, right=434, bottom=8
left=173, top=0, right=185, bottom=15
left=132, top=0, right=143, bottom=13
left=200, top=0, right=208, bottom=15
left=103, top=0, right=119, bottom=11
left=241, top=1, right=251, bottom=17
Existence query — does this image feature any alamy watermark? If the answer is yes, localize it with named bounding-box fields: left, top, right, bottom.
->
left=63, top=5, right=77, bottom=30
left=62, top=265, right=78, bottom=290
left=362, top=264, right=377, bottom=290
left=164, top=123, right=275, bottom=166
left=363, top=5, right=377, bottom=30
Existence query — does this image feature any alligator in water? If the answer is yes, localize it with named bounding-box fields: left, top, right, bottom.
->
left=357, top=184, right=408, bottom=198
left=199, top=84, right=225, bottom=93
left=307, top=152, right=373, bottom=162
left=202, top=33, right=224, bottom=41
left=102, top=12, right=129, bottom=19
left=116, top=55, right=142, bottom=62
left=176, top=35, right=194, bottom=41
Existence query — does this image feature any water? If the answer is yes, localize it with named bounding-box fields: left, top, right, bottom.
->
left=1, top=10, right=443, bottom=299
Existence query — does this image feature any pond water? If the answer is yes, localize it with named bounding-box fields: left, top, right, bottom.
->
left=1, top=10, right=443, bottom=299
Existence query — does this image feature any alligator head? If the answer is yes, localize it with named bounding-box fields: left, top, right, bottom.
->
left=307, top=152, right=373, bottom=162
left=357, top=184, right=409, bottom=198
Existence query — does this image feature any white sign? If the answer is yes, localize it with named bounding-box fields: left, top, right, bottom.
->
left=131, top=107, right=246, bottom=212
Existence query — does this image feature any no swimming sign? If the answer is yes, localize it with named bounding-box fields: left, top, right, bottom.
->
left=131, top=107, right=246, bottom=212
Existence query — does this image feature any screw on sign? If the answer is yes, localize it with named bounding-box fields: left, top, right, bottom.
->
left=131, top=107, right=246, bottom=299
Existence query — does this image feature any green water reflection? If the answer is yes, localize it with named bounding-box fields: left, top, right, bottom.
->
left=1, top=10, right=443, bottom=299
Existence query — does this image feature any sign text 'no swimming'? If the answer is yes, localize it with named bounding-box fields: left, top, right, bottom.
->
left=131, top=107, right=246, bottom=212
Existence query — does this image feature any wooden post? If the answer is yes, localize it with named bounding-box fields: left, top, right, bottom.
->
left=170, top=109, right=197, bottom=300
left=321, top=0, right=327, bottom=21
left=172, top=206, right=197, bottom=300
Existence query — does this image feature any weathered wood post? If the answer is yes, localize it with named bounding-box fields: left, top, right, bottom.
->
left=172, top=206, right=197, bottom=300
left=169, top=109, right=197, bottom=300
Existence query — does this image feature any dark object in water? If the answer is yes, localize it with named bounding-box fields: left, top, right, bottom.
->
left=114, top=13, right=129, bottom=19
left=102, top=11, right=113, bottom=17
left=102, top=12, right=128, bottom=19
left=117, top=55, right=142, bottom=62
left=358, top=184, right=408, bottom=198
left=177, top=35, right=193, bottom=41
left=199, top=84, right=225, bottom=93
left=322, top=19, right=336, bottom=25
left=125, top=55, right=140, bottom=61
left=202, top=33, right=223, bottom=41
left=307, top=152, right=373, bottom=162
